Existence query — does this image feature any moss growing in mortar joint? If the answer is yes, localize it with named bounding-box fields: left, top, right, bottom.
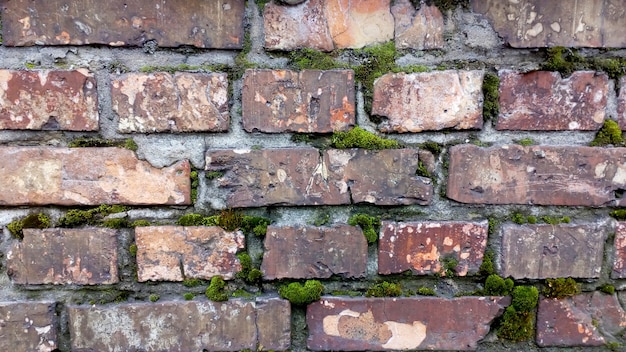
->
left=590, top=120, right=624, bottom=147
left=129, top=244, right=138, bottom=256
left=6, top=213, right=51, bottom=240
left=610, top=209, right=626, bottom=220
left=206, top=276, right=229, bottom=302
left=68, top=137, right=138, bottom=151
left=416, top=287, right=436, bottom=296
left=440, top=256, right=459, bottom=277
left=236, top=252, right=263, bottom=284
left=543, top=277, right=580, bottom=298
left=331, top=126, right=400, bottom=149
left=348, top=213, right=381, bottom=244
left=289, top=48, right=348, bottom=71
left=366, top=281, right=402, bottom=297
left=57, top=205, right=130, bottom=228
left=131, top=219, right=151, bottom=227
left=497, top=285, right=539, bottom=342
left=149, top=294, right=160, bottom=302
left=599, top=284, right=615, bottom=295
left=478, top=250, right=496, bottom=277
left=515, top=138, right=535, bottom=146
left=279, top=280, right=324, bottom=305
left=183, top=292, right=195, bottom=300
left=190, top=170, right=199, bottom=204
left=483, top=274, right=514, bottom=296
left=205, top=171, right=224, bottom=180
left=482, top=72, right=500, bottom=122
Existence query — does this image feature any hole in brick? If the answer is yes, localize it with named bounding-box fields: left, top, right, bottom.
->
left=616, top=189, right=626, bottom=199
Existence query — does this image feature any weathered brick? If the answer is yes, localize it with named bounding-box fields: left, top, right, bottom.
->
left=264, top=0, right=393, bottom=50
left=497, top=71, right=607, bottom=130
left=0, top=302, right=57, bottom=352
left=2, top=0, right=245, bottom=48
left=373, top=71, right=484, bottom=133
left=261, top=225, right=367, bottom=279
left=612, top=222, right=626, bottom=278
left=242, top=69, right=355, bottom=133
left=471, top=0, right=626, bottom=48
left=618, top=77, right=626, bottom=130
left=537, top=292, right=626, bottom=347
left=206, top=148, right=432, bottom=207
left=0, top=69, right=98, bottom=131
left=447, top=144, right=626, bottom=206
left=69, top=298, right=290, bottom=352
left=112, top=72, right=229, bottom=133
left=378, top=221, right=488, bottom=276
left=391, top=0, right=444, bottom=50
left=500, top=223, right=606, bottom=279
left=7, top=228, right=118, bottom=285
left=135, top=226, right=244, bottom=282
left=307, top=296, right=509, bottom=351
left=0, top=147, right=190, bottom=205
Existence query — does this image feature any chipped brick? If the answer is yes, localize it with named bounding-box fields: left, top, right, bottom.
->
left=391, top=0, right=444, bottom=50
left=612, top=222, right=626, bottom=278
left=0, top=302, right=57, bottom=352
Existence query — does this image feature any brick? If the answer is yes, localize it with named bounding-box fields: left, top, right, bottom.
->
left=373, top=71, right=484, bottom=133
left=206, top=148, right=432, bottom=207
left=447, top=144, right=626, bottom=206
left=0, top=147, right=190, bottom=206
left=537, top=292, right=626, bottom=347
left=261, top=225, right=367, bottom=279
left=307, top=296, right=509, bottom=351
left=612, top=222, right=626, bottom=278
left=500, top=223, right=606, bottom=279
left=2, top=0, right=245, bottom=48
left=0, top=302, right=57, bottom=352
left=324, top=0, right=394, bottom=49
left=497, top=71, right=607, bottom=131
left=7, top=228, right=118, bottom=285
left=242, top=69, right=355, bottom=133
left=0, top=69, right=98, bottom=131
left=618, top=77, right=626, bottom=130
left=391, top=0, right=444, bottom=50
left=471, top=0, right=626, bottom=48
left=68, top=298, right=290, bottom=352
left=378, top=221, right=488, bottom=276
left=135, top=226, right=244, bottom=282
left=112, top=72, right=229, bottom=133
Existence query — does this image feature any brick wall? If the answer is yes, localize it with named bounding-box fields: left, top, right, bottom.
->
left=1, top=0, right=626, bottom=351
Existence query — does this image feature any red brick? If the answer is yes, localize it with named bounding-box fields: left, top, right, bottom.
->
left=0, top=69, right=98, bottom=131
left=612, top=222, right=626, bottom=278
left=472, top=0, right=625, bottom=48
left=536, top=292, right=626, bottom=347
left=447, top=144, right=626, bottom=206
left=206, top=148, right=432, bottom=207
left=0, top=147, right=190, bottom=206
left=69, top=298, right=290, bottom=352
left=261, top=225, right=367, bottom=279
left=618, top=77, right=626, bottom=130
left=373, top=71, right=484, bottom=133
left=378, top=221, right=488, bottom=276
left=392, top=0, right=444, bottom=50
left=112, top=72, right=229, bottom=133
left=6, top=228, right=118, bottom=285
left=242, top=69, right=355, bottom=133
left=324, top=0, right=394, bottom=49
left=135, top=226, right=244, bottom=282
left=497, top=71, right=607, bottom=131
left=307, top=296, right=509, bottom=351
left=500, top=223, right=606, bottom=279
left=2, top=0, right=245, bottom=48
left=0, top=302, right=57, bottom=352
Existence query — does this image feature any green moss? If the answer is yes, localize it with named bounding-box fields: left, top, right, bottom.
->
left=236, top=253, right=263, bottom=284
left=312, top=211, right=331, bottom=226
left=482, top=73, right=500, bottom=122
left=58, top=205, right=130, bottom=228
left=182, top=278, right=203, bottom=287
left=511, top=212, right=526, bottom=225
left=129, top=244, right=138, bottom=256
left=430, top=0, right=470, bottom=12
left=606, top=342, right=623, bottom=351
left=279, top=280, right=324, bottom=305
left=353, top=41, right=397, bottom=115
left=232, top=288, right=255, bottom=299
left=366, top=281, right=402, bottom=297
left=241, top=216, right=271, bottom=237
left=68, top=137, right=139, bottom=151
left=131, top=220, right=151, bottom=227
left=331, top=127, right=400, bottom=150
left=527, top=215, right=537, bottom=224
left=610, top=209, right=626, bottom=220
left=289, top=48, right=347, bottom=71
left=511, top=285, right=539, bottom=312
left=183, top=292, right=195, bottom=300
left=419, top=141, right=442, bottom=156
left=497, top=285, right=538, bottom=341
left=101, top=218, right=129, bottom=229
left=483, top=274, right=514, bottom=296
left=58, top=210, right=93, bottom=227
left=591, top=120, right=624, bottom=147
left=348, top=213, right=381, bottom=244
left=478, top=250, right=496, bottom=277
left=543, top=278, right=580, bottom=298
left=441, top=256, right=458, bottom=277
left=540, top=215, right=570, bottom=225
left=149, top=294, right=160, bottom=302
left=176, top=213, right=204, bottom=226
left=416, top=160, right=432, bottom=179
left=416, top=287, right=436, bottom=296
left=123, top=138, right=138, bottom=151
left=206, top=276, right=229, bottom=302
left=24, top=62, right=38, bottom=69
left=592, top=57, right=626, bottom=80
left=541, top=47, right=585, bottom=77
left=600, top=284, right=615, bottom=295
left=256, top=0, right=271, bottom=13
left=515, top=138, right=535, bottom=146
left=205, top=171, right=224, bottom=180
left=190, top=170, right=199, bottom=203
left=487, top=217, right=500, bottom=237
left=216, top=209, right=244, bottom=231
left=6, top=213, right=51, bottom=240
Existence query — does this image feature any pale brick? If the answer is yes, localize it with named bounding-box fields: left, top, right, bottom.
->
left=135, top=226, right=244, bottom=282
left=612, top=222, right=626, bottom=278
left=0, top=69, right=98, bottom=131
left=392, top=0, right=444, bottom=50
left=0, top=147, right=190, bottom=206
left=2, top=0, right=245, bottom=48
left=373, top=71, right=484, bottom=133
left=112, top=72, right=229, bottom=133
left=325, top=0, right=394, bottom=49
left=7, top=228, right=118, bottom=285
left=0, top=302, right=57, bottom=352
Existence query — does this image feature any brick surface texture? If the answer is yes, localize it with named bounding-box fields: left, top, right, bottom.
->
left=0, top=302, right=57, bottom=352
left=614, top=222, right=626, bottom=278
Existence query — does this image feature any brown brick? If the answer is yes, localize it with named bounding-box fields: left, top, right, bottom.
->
left=447, top=144, right=626, bottom=206
left=112, top=72, right=229, bottom=133
left=0, top=69, right=98, bottom=131
left=0, top=302, right=57, bottom=352
left=324, top=0, right=394, bottom=49
left=7, top=228, right=117, bottom=285
left=307, top=296, right=509, bottom=351
left=242, top=69, right=355, bottom=133
left=261, top=225, right=367, bottom=279
left=0, top=147, right=190, bottom=206
left=135, top=226, right=244, bottom=282
left=206, top=148, right=432, bottom=207
left=378, top=221, right=488, bottom=276
left=500, top=223, right=606, bottom=279
left=69, top=298, right=290, bottom=352
left=472, top=0, right=625, bottom=48
left=537, top=292, right=626, bottom=347
left=392, top=0, right=444, bottom=50
left=2, top=0, right=245, bottom=48
left=497, top=71, right=607, bottom=131
left=373, top=71, right=484, bottom=133
left=612, top=222, right=626, bottom=278
left=618, top=77, right=626, bottom=130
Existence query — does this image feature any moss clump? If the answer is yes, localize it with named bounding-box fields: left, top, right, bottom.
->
left=590, top=120, right=624, bottom=147
left=416, top=287, right=436, bottom=296
left=101, top=218, right=129, bottom=229
left=527, top=215, right=537, bottom=224
left=68, top=137, right=138, bottom=151
left=498, top=285, right=539, bottom=341
left=416, top=161, right=431, bottom=179
left=176, top=213, right=204, bottom=226
left=149, top=294, right=160, bottom=302
left=419, top=141, right=442, bottom=155
left=290, top=48, right=347, bottom=71
left=240, top=216, right=271, bottom=237
left=541, top=47, right=585, bottom=77
left=353, top=41, right=397, bottom=114
left=190, top=171, right=199, bottom=204
left=182, top=278, right=203, bottom=287
left=236, top=253, right=263, bottom=284
left=6, top=213, right=51, bottom=240
left=131, top=220, right=151, bottom=227
left=515, top=138, right=535, bottom=146
left=430, top=0, right=470, bottom=12
left=540, top=215, right=570, bottom=225
left=348, top=213, right=381, bottom=244
left=205, top=171, right=224, bottom=180
left=129, top=244, right=138, bottom=256
left=591, top=57, right=626, bottom=80
left=206, top=276, right=229, bottom=302
left=183, top=293, right=195, bottom=300
left=487, top=217, right=500, bottom=237
left=482, top=73, right=500, bottom=122
left=600, top=284, right=615, bottom=295
left=478, top=250, right=496, bottom=277
left=216, top=209, right=244, bottom=231
left=279, top=280, right=324, bottom=305
left=58, top=205, right=130, bottom=228
left=483, top=274, right=514, bottom=296
left=256, top=0, right=271, bottom=13
left=441, top=256, right=459, bottom=277
left=331, top=127, right=400, bottom=150
left=543, top=278, right=580, bottom=298
left=610, top=209, right=626, bottom=220
left=511, top=212, right=526, bottom=225
left=366, top=282, right=402, bottom=297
